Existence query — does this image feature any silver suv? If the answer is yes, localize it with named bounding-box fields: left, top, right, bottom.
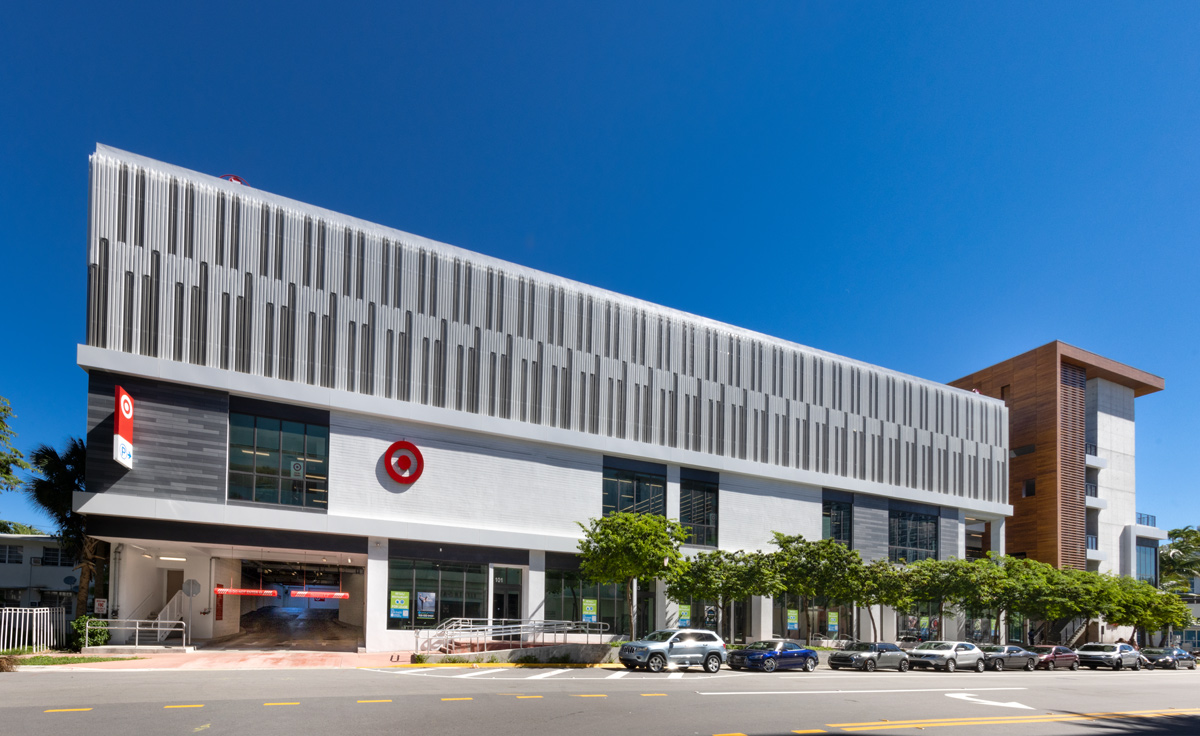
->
left=907, top=640, right=987, bottom=672
left=618, top=629, right=727, bottom=673
left=1077, top=642, right=1142, bottom=670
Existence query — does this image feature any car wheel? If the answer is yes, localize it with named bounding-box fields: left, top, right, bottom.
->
left=1024, top=659, right=1036, bottom=671
left=898, top=659, right=910, bottom=673
left=1046, top=661, right=1055, bottom=671
left=762, top=657, right=777, bottom=673
left=1070, top=661, right=1079, bottom=671
left=729, top=665, right=742, bottom=671
left=1088, top=665, right=1097, bottom=670
left=803, top=657, right=816, bottom=673
left=647, top=654, right=666, bottom=673
left=623, top=663, right=637, bottom=670
left=829, top=665, right=840, bottom=670
left=993, top=658, right=1004, bottom=671
left=1113, top=660, right=1122, bottom=672
left=863, top=659, right=876, bottom=673
left=704, top=654, right=722, bottom=674
left=974, top=658, right=986, bottom=673
left=945, top=659, right=957, bottom=673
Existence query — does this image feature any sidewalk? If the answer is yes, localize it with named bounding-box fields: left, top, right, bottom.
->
left=16, top=649, right=417, bottom=672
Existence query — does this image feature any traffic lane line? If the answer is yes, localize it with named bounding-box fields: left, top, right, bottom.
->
left=829, top=707, right=1200, bottom=731
left=164, top=704, right=205, bottom=708
left=44, top=708, right=92, bottom=713
left=516, top=695, right=543, bottom=699
left=699, top=687, right=1027, bottom=696
left=263, top=702, right=300, bottom=706
left=357, top=699, right=392, bottom=703
left=441, top=697, right=473, bottom=701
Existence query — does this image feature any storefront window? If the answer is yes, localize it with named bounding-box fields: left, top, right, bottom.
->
left=386, top=558, right=488, bottom=630
left=228, top=412, right=328, bottom=509
left=897, top=601, right=940, bottom=642
left=543, top=569, right=630, bottom=635
left=602, top=461, right=665, bottom=516
left=822, top=500, right=852, bottom=546
left=680, top=475, right=718, bottom=547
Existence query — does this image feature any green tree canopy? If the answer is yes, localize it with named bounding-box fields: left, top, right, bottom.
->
left=577, top=512, right=687, bottom=640
left=25, top=438, right=97, bottom=616
left=1160, top=526, right=1200, bottom=593
left=0, top=397, right=31, bottom=492
left=771, top=533, right=861, bottom=644
left=0, top=520, right=45, bottom=534
left=667, top=549, right=778, bottom=640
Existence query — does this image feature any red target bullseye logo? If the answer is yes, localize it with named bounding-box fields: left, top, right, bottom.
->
left=384, top=441, right=424, bottom=484
left=120, top=394, right=133, bottom=419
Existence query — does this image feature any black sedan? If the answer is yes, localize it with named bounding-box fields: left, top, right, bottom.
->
left=727, top=640, right=818, bottom=672
left=979, top=644, right=1037, bottom=671
left=1142, top=648, right=1198, bottom=670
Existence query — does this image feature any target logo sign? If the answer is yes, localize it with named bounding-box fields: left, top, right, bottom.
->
left=113, top=386, right=135, bottom=469
left=384, top=441, right=424, bottom=484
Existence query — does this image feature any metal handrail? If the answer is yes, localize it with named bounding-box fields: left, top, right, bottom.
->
left=86, top=618, right=188, bottom=648
left=415, top=618, right=610, bottom=654
left=1137, top=513, right=1157, bottom=527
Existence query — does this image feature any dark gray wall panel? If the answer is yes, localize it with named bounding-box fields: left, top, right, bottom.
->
left=938, top=513, right=961, bottom=560
left=86, top=370, right=228, bottom=503
left=852, top=493, right=889, bottom=563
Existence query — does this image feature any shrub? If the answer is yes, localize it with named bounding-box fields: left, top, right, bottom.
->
left=441, top=655, right=467, bottom=664
left=0, top=656, right=16, bottom=673
left=513, top=654, right=540, bottom=664
left=70, top=615, right=110, bottom=651
left=410, top=653, right=429, bottom=664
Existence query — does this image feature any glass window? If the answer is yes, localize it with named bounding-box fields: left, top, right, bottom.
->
left=386, top=557, right=487, bottom=630
left=823, top=500, right=852, bottom=546
left=1136, top=539, right=1158, bottom=585
left=602, top=465, right=665, bottom=516
left=680, top=476, right=718, bottom=546
left=0, top=545, right=22, bottom=564
left=544, top=569, right=630, bottom=634
left=889, top=509, right=939, bottom=563
left=228, top=412, right=329, bottom=510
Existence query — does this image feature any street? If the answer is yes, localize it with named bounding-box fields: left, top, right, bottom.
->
left=2, top=664, right=1197, bottom=735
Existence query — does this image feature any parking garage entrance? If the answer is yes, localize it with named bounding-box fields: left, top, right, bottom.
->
left=209, top=558, right=365, bottom=651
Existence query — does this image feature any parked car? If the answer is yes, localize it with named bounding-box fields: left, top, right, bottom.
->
left=1075, top=642, right=1141, bottom=670
left=828, top=642, right=910, bottom=672
left=727, top=640, right=818, bottom=672
left=896, top=635, right=921, bottom=652
left=1141, top=647, right=1198, bottom=670
left=1028, top=645, right=1080, bottom=671
left=618, top=629, right=726, bottom=673
left=907, top=641, right=986, bottom=672
left=979, top=644, right=1037, bottom=671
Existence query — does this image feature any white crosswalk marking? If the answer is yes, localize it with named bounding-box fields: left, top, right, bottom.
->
left=454, top=669, right=495, bottom=678
left=526, top=669, right=566, bottom=679
left=668, top=672, right=684, bottom=679
left=605, top=670, right=630, bottom=679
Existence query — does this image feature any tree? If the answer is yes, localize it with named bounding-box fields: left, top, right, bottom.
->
left=666, top=549, right=779, bottom=642
left=25, top=438, right=98, bottom=617
left=577, top=512, right=688, bottom=640
left=1160, top=526, right=1200, bottom=594
left=0, top=520, right=45, bottom=534
left=846, top=558, right=910, bottom=642
left=0, top=397, right=31, bottom=492
left=771, top=533, right=859, bottom=645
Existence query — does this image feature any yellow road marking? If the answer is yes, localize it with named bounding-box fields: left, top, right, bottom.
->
left=263, top=702, right=299, bottom=706
left=714, top=733, right=748, bottom=736
left=571, top=694, right=607, bottom=697
left=441, top=697, right=473, bottom=701
left=165, top=704, right=205, bottom=709
left=792, top=731, right=827, bottom=734
left=641, top=693, right=668, bottom=697
left=357, top=700, right=392, bottom=703
left=516, top=695, right=543, bottom=699
left=44, top=708, right=92, bottom=713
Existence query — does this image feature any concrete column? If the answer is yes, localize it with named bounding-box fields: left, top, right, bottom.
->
left=749, top=596, right=772, bottom=640
left=666, top=465, right=681, bottom=521
left=989, top=517, right=1006, bottom=556
left=526, top=550, right=545, bottom=621
left=656, top=578, right=676, bottom=629
left=364, top=536, right=389, bottom=652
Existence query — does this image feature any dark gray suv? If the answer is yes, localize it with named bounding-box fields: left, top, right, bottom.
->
left=828, top=642, right=910, bottom=672
left=618, top=629, right=727, bottom=673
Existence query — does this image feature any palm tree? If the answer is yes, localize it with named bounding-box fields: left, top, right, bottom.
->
left=0, top=520, right=45, bottom=534
left=1160, top=526, right=1200, bottom=595
left=24, top=438, right=98, bottom=616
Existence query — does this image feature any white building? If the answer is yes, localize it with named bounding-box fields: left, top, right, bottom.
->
left=0, top=534, right=80, bottom=615
left=76, top=145, right=1011, bottom=651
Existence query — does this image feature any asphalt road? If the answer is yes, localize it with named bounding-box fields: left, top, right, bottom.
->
left=3, top=664, right=1198, bottom=736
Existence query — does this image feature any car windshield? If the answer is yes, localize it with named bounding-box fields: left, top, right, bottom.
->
left=641, top=630, right=676, bottom=642
left=915, top=642, right=952, bottom=651
left=1079, top=644, right=1115, bottom=652
left=1030, top=646, right=1054, bottom=653
left=979, top=646, right=1003, bottom=652
left=847, top=643, right=874, bottom=651
left=744, top=641, right=780, bottom=651
left=1143, top=649, right=1166, bottom=655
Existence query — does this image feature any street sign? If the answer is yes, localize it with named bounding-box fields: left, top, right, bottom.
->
left=182, top=579, right=202, bottom=597
left=94, top=598, right=108, bottom=615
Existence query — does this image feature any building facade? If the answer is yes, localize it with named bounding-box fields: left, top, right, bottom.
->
left=950, top=341, right=1167, bottom=582
left=77, top=145, right=1011, bottom=651
left=0, top=534, right=80, bottom=615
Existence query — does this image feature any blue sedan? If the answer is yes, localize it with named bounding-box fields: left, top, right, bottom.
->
left=727, top=640, right=818, bottom=672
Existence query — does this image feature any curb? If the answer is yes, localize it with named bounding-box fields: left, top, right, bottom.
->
left=369, top=662, right=624, bottom=669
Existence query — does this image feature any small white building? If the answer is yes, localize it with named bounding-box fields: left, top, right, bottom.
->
left=0, top=533, right=80, bottom=616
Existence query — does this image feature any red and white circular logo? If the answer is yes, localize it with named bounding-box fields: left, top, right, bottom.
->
left=384, top=441, right=424, bottom=484
left=120, top=394, right=134, bottom=419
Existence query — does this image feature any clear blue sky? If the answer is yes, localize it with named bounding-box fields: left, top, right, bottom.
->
left=2, top=2, right=1198, bottom=531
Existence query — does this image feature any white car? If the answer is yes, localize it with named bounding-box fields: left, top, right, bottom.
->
left=907, top=640, right=987, bottom=672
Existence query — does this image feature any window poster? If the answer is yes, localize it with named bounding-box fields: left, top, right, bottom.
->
left=827, top=612, right=839, bottom=634
left=417, top=591, right=437, bottom=619
left=787, top=609, right=799, bottom=630
left=582, top=598, right=598, bottom=623
left=390, top=591, right=410, bottom=619
left=678, top=604, right=691, bottom=628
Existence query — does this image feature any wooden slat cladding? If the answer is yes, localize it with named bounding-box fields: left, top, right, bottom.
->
left=1059, top=362, right=1087, bottom=570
